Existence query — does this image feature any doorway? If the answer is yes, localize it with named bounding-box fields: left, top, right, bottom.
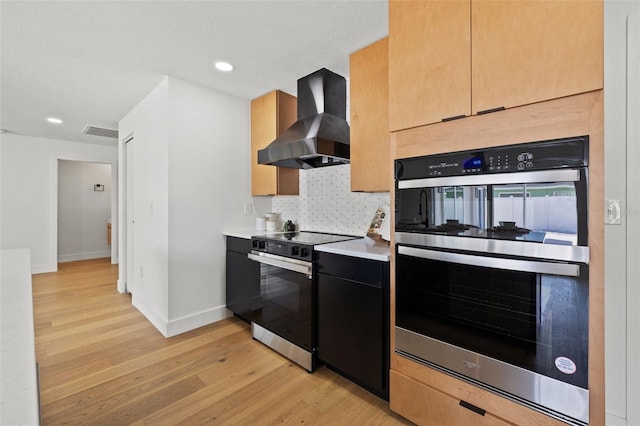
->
left=57, top=160, right=113, bottom=263
left=53, top=156, right=118, bottom=269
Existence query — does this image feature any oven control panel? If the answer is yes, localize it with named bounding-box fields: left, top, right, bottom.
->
left=395, top=136, right=588, bottom=180
left=251, top=239, right=312, bottom=261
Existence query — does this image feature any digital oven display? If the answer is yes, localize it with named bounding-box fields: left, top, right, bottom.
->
left=463, top=156, right=484, bottom=170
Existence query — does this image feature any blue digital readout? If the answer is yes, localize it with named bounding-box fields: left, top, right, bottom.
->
left=463, top=156, right=484, bottom=170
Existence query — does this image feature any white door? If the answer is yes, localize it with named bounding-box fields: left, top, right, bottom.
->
left=125, top=137, right=135, bottom=293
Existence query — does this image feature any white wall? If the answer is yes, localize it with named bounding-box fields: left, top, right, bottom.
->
left=0, top=133, right=118, bottom=273
left=118, top=77, right=171, bottom=327
left=167, top=77, right=252, bottom=330
left=58, top=160, right=112, bottom=262
left=118, top=76, right=254, bottom=337
left=604, top=1, right=640, bottom=425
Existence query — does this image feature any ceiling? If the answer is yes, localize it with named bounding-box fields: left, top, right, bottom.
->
left=0, top=1, right=388, bottom=146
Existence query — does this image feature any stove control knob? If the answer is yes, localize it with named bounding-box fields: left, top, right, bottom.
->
left=300, top=247, right=309, bottom=258
left=257, top=240, right=266, bottom=250
left=291, top=246, right=300, bottom=256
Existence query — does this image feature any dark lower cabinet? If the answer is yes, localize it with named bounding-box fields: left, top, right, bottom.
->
left=316, top=251, right=390, bottom=400
left=225, top=236, right=259, bottom=323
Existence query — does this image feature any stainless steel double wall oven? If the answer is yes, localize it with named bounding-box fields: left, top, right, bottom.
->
left=394, top=136, right=590, bottom=425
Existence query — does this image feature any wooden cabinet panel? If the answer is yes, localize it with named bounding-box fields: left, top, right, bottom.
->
left=350, top=37, right=390, bottom=192
left=390, top=370, right=512, bottom=426
left=251, top=90, right=298, bottom=195
left=472, top=0, right=603, bottom=114
left=389, top=0, right=471, bottom=132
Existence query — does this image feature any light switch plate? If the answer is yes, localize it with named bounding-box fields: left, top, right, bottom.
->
left=244, top=202, right=252, bottom=215
left=605, top=199, right=621, bottom=225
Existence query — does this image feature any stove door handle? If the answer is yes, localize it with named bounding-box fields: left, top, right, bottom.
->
left=248, top=252, right=312, bottom=278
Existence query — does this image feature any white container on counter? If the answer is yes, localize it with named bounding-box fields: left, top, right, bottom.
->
left=266, top=220, right=279, bottom=231
left=256, top=217, right=266, bottom=231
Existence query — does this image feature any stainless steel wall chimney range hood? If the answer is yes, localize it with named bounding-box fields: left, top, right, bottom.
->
left=257, top=68, right=350, bottom=169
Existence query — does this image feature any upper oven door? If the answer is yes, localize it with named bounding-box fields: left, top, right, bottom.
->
left=396, top=168, right=588, bottom=249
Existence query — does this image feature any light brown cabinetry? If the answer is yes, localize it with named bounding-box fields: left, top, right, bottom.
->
left=251, top=90, right=299, bottom=196
left=388, top=0, right=471, bottom=132
left=472, top=0, right=603, bottom=115
left=349, top=37, right=390, bottom=192
left=390, top=371, right=512, bottom=426
left=388, top=0, right=603, bottom=132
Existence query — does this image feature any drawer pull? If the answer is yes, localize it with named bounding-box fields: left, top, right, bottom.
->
left=477, top=106, right=506, bottom=115
left=459, top=400, right=486, bottom=416
left=441, top=114, right=466, bottom=122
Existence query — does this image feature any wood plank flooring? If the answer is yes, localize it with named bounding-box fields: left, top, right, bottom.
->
left=32, top=258, right=412, bottom=425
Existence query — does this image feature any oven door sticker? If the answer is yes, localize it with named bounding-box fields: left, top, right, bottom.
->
left=555, top=357, right=577, bottom=375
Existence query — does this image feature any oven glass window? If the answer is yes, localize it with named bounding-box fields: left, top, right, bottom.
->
left=252, top=264, right=312, bottom=351
left=396, top=180, right=581, bottom=246
left=395, top=252, right=589, bottom=389
left=491, top=182, right=577, bottom=245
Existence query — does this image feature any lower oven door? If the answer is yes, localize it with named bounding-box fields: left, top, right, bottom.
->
left=395, top=245, right=589, bottom=424
left=247, top=251, right=314, bottom=371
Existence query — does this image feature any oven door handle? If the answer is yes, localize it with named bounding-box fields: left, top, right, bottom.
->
left=248, top=252, right=312, bottom=278
left=397, top=168, right=580, bottom=189
left=398, top=246, right=580, bottom=277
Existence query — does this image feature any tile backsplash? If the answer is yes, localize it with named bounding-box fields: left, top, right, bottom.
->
left=271, top=164, right=390, bottom=236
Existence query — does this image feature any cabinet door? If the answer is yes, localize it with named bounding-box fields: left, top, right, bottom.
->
left=251, top=90, right=299, bottom=195
left=225, top=243, right=259, bottom=322
left=350, top=37, right=390, bottom=192
left=472, top=0, right=603, bottom=115
left=318, top=273, right=384, bottom=395
left=389, top=0, right=471, bottom=132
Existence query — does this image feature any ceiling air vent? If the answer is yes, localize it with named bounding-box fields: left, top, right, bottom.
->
left=82, top=125, right=118, bottom=139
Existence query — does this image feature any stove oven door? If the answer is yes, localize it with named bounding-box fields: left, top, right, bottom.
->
left=247, top=251, right=315, bottom=371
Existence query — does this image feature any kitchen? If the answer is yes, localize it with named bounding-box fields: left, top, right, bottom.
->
left=0, top=1, right=638, bottom=425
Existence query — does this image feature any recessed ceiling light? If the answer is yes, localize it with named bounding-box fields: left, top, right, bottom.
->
left=213, top=61, right=234, bottom=72
left=47, top=117, right=63, bottom=124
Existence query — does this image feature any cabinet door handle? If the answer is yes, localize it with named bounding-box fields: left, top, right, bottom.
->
left=441, top=114, right=466, bottom=122
left=459, top=400, right=486, bottom=416
left=477, top=106, right=506, bottom=115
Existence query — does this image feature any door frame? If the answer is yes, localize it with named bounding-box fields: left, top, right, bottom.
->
left=51, top=155, right=118, bottom=271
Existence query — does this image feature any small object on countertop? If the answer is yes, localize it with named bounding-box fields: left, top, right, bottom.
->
left=256, top=217, right=266, bottom=231
left=283, top=220, right=296, bottom=232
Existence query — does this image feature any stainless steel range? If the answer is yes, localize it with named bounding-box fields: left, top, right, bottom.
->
left=248, top=231, right=357, bottom=371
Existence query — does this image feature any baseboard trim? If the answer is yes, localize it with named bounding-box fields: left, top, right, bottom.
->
left=131, top=294, right=169, bottom=337
left=132, top=294, right=232, bottom=338
left=166, top=305, right=233, bottom=337
left=31, top=263, right=57, bottom=274
left=58, top=250, right=111, bottom=263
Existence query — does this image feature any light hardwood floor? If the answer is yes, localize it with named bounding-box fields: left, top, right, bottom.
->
left=32, top=258, right=412, bottom=425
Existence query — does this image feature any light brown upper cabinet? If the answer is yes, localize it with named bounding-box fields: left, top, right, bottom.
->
left=388, top=0, right=603, bottom=132
left=389, top=0, right=471, bottom=132
left=472, top=0, right=603, bottom=115
left=350, top=37, right=391, bottom=192
left=251, top=90, right=299, bottom=196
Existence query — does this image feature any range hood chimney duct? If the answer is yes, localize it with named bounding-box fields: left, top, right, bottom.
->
left=257, top=68, right=350, bottom=169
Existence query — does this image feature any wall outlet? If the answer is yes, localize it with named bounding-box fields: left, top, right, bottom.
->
left=244, top=202, right=252, bottom=215
left=605, top=199, right=621, bottom=225
left=139, top=266, right=143, bottom=278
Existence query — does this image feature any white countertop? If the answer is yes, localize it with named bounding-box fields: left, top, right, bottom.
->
left=1, top=249, right=40, bottom=426
left=315, top=237, right=391, bottom=262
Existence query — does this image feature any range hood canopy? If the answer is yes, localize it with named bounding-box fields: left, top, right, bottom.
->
left=257, top=68, right=350, bottom=169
